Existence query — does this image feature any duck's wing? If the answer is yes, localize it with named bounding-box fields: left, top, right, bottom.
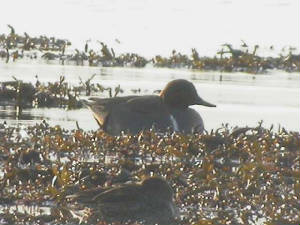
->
left=66, top=186, right=105, bottom=204
left=93, top=184, right=149, bottom=220
left=86, top=96, right=172, bottom=135
left=92, top=184, right=143, bottom=203
left=88, top=95, right=165, bottom=114
left=92, top=183, right=177, bottom=222
left=84, top=96, right=138, bottom=127
left=126, top=95, right=168, bottom=113
left=88, top=96, right=138, bottom=106
left=105, top=96, right=173, bottom=135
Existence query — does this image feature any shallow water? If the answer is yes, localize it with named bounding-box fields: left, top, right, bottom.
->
left=0, top=61, right=299, bottom=132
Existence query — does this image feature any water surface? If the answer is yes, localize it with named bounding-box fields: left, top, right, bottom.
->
left=0, top=61, right=299, bottom=132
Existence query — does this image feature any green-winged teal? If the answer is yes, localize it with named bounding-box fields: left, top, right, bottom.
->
left=69, top=177, right=178, bottom=224
left=85, top=79, right=216, bottom=135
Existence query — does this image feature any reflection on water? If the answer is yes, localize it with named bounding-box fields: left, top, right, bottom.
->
left=0, top=107, right=99, bottom=131
left=0, top=204, right=52, bottom=216
left=0, top=62, right=299, bottom=132
left=0, top=106, right=47, bottom=121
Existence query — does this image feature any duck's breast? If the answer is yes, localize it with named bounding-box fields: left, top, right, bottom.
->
left=170, top=108, right=204, bottom=134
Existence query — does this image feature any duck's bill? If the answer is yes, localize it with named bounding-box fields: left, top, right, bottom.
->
left=196, top=97, right=216, bottom=107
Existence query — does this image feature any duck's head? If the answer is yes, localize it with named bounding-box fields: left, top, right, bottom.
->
left=160, top=79, right=216, bottom=109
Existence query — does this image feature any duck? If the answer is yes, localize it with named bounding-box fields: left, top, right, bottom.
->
left=69, top=177, right=178, bottom=224
left=84, top=79, right=216, bottom=135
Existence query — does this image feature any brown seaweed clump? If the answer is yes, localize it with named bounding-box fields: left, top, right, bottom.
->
left=1, top=25, right=299, bottom=73
left=0, top=122, right=299, bottom=225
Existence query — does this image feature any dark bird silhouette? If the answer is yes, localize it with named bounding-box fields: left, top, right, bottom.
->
left=68, top=177, right=178, bottom=224
left=84, top=79, right=216, bottom=135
